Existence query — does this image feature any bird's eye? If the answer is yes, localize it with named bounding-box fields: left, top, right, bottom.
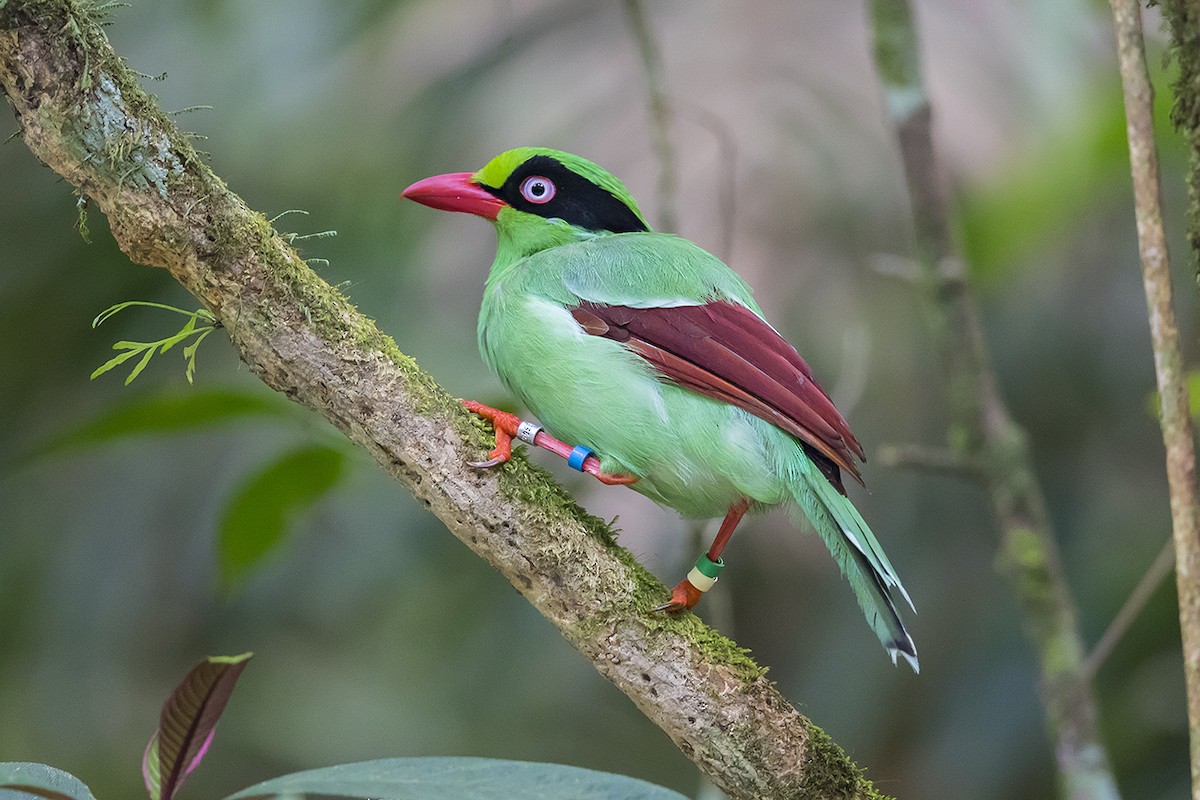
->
left=519, top=176, right=556, bottom=204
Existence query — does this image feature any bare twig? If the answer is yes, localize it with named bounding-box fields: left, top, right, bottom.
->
left=875, top=443, right=980, bottom=478
left=867, top=2, right=1122, bottom=798
left=1109, top=1, right=1200, bottom=794
left=0, top=2, right=887, bottom=798
left=621, top=0, right=677, bottom=232
left=1082, top=538, right=1175, bottom=680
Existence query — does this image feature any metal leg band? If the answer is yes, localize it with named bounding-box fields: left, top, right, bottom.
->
left=516, top=420, right=542, bottom=444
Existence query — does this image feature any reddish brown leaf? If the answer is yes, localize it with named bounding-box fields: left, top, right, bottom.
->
left=142, top=653, right=252, bottom=800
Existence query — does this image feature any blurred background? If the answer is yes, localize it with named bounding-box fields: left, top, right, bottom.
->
left=0, top=1, right=1193, bottom=798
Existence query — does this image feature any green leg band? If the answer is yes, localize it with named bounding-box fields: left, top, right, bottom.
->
left=687, top=554, right=725, bottom=592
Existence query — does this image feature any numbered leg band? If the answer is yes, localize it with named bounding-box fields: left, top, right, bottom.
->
left=686, top=554, right=725, bottom=593
left=567, top=445, right=593, bottom=471
left=516, top=420, right=542, bottom=444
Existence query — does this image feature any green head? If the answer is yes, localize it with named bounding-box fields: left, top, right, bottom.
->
left=402, top=147, right=651, bottom=257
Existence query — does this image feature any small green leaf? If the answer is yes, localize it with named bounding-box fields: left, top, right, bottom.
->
left=0, top=763, right=98, bottom=800
left=144, top=654, right=253, bottom=800
left=91, top=302, right=221, bottom=384
left=157, top=326, right=197, bottom=355
left=223, top=757, right=689, bottom=800
left=93, top=301, right=207, bottom=329
left=125, top=344, right=159, bottom=385
left=182, top=329, right=215, bottom=384
left=89, top=345, right=148, bottom=380
left=218, top=445, right=348, bottom=591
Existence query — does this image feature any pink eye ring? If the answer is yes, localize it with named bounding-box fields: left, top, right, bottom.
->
left=519, top=175, right=556, bottom=204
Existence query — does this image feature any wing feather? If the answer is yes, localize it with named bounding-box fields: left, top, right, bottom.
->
left=570, top=300, right=864, bottom=491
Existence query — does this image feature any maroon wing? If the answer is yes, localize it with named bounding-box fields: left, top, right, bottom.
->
left=570, top=300, right=864, bottom=493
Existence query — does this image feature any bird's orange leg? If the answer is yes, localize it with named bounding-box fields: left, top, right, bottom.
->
left=655, top=497, right=750, bottom=613
left=461, top=400, right=638, bottom=486
left=461, top=400, right=521, bottom=468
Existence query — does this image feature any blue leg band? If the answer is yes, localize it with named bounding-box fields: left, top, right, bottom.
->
left=567, top=445, right=593, bottom=471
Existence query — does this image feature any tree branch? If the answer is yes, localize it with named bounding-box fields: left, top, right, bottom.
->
left=867, top=2, right=1123, bottom=798
left=1151, top=0, right=1200, bottom=284
left=1109, top=1, right=1200, bottom=794
left=0, top=2, right=886, bottom=798
left=622, top=0, right=677, bottom=233
left=875, top=443, right=981, bottom=478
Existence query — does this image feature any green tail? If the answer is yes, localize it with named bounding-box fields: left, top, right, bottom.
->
left=795, top=474, right=919, bottom=672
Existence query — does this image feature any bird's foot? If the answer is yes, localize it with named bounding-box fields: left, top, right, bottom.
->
left=460, top=399, right=638, bottom=485
left=652, top=579, right=703, bottom=613
left=652, top=555, right=725, bottom=613
left=461, top=399, right=520, bottom=468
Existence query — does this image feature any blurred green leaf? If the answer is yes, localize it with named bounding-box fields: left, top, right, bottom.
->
left=36, top=390, right=289, bottom=459
left=0, top=762, right=97, bottom=800
left=961, top=63, right=1183, bottom=285
left=960, top=90, right=1127, bottom=282
left=223, top=757, right=690, bottom=800
left=144, top=654, right=253, bottom=800
left=219, top=445, right=348, bottom=591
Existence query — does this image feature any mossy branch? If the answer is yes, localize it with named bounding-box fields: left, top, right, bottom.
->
left=1151, top=0, right=1200, bottom=285
left=1109, top=1, right=1200, bottom=795
left=0, top=2, right=885, bottom=798
left=867, top=2, right=1123, bottom=798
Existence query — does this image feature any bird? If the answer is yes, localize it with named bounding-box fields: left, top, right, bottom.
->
left=402, top=147, right=917, bottom=670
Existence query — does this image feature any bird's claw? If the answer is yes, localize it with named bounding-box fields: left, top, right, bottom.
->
left=652, top=579, right=703, bottom=613
left=461, top=399, right=518, bottom=470
left=466, top=455, right=508, bottom=469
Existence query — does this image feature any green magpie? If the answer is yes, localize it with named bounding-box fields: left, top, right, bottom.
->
left=403, top=147, right=918, bottom=671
